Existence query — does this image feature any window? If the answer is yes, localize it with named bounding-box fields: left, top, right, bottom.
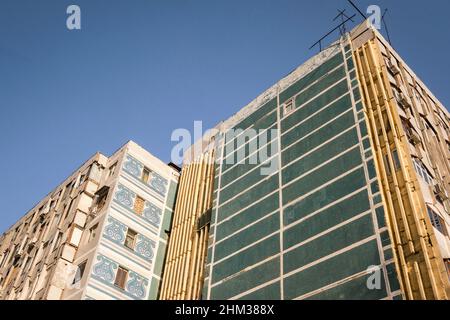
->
left=383, top=154, right=391, bottom=176
left=445, top=259, right=450, bottom=280
left=108, top=162, right=117, bottom=178
left=54, top=232, right=63, bottom=250
left=62, top=182, right=73, bottom=200
left=142, top=167, right=151, bottom=184
left=283, top=99, right=294, bottom=116
left=73, top=260, right=87, bottom=285
left=427, top=207, right=448, bottom=237
left=392, top=149, right=401, bottom=171
left=88, top=223, right=99, bottom=243
left=114, top=266, right=128, bottom=289
left=78, top=174, right=86, bottom=186
left=49, top=200, right=57, bottom=211
left=91, top=186, right=110, bottom=214
left=124, top=228, right=137, bottom=250
left=413, top=158, right=433, bottom=185
left=134, top=196, right=145, bottom=215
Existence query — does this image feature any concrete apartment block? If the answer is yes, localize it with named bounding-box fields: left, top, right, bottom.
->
left=0, top=141, right=179, bottom=300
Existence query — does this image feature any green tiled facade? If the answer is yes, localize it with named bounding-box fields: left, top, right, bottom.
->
left=203, top=43, right=402, bottom=300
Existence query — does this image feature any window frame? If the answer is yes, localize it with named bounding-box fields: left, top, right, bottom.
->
left=134, top=195, right=145, bottom=215
left=124, top=228, right=138, bottom=250
left=114, top=266, right=129, bottom=289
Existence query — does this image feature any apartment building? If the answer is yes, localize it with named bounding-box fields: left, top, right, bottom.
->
left=0, top=141, right=179, bottom=300
left=160, top=21, right=450, bottom=300
left=1, top=20, right=449, bottom=301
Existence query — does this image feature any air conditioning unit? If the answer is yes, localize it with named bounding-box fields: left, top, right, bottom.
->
left=434, top=184, right=449, bottom=201
left=387, top=60, right=400, bottom=76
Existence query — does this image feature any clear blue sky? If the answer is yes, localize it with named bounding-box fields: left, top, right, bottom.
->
left=1, top=0, right=449, bottom=233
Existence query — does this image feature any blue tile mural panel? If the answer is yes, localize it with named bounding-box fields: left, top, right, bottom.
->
left=91, top=254, right=149, bottom=300
left=122, top=154, right=168, bottom=197
left=114, top=183, right=163, bottom=229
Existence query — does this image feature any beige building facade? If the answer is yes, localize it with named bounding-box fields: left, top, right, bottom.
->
left=0, top=141, right=179, bottom=300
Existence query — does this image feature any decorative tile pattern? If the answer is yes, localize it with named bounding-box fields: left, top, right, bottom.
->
left=126, top=271, right=149, bottom=299
left=103, top=217, right=127, bottom=245
left=92, top=254, right=117, bottom=284
left=149, top=173, right=168, bottom=196
left=143, top=202, right=162, bottom=227
left=114, top=184, right=136, bottom=209
left=114, top=184, right=163, bottom=228
left=122, top=154, right=168, bottom=197
left=134, top=234, right=156, bottom=262
left=91, top=254, right=149, bottom=300
left=123, top=155, right=143, bottom=178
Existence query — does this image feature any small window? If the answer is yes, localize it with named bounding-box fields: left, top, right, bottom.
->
left=142, top=167, right=151, bottom=184
left=383, top=154, right=391, bottom=176
left=134, top=196, right=145, bottom=215
left=50, top=200, right=57, bottom=211
left=283, top=100, right=294, bottom=116
left=62, top=182, right=73, bottom=199
left=392, top=149, right=401, bottom=171
left=444, top=259, right=450, bottom=280
left=73, top=260, right=87, bottom=285
left=124, top=228, right=137, bottom=249
left=79, top=174, right=86, bottom=185
left=108, top=163, right=117, bottom=178
left=88, top=223, right=99, bottom=243
left=54, top=232, right=63, bottom=250
left=413, top=158, right=433, bottom=185
left=91, top=186, right=110, bottom=214
left=427, top=207, right=449, bottom=237
left=114, top=266, right=128, bottom=289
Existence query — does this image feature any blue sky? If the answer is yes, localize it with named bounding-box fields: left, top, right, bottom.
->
left=1, top=0, right=449, bottom=233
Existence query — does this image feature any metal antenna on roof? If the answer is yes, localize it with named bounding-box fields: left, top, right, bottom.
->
left=347, top=0, right=367, bottom=20
left=333, top=9, right=355, bottom=35
left=309, top=13, right=356, bottom=52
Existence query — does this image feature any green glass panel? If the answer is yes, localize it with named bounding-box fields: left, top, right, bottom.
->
left=210, top=258, right=280, bottom=300
left=212, top=235, right=280, bottom=283
left=282, top=148, right=362, bottom=205
left=282, top=128, right=359, bottom=184
left=281, top=110, right=356, bottom=165
left=284, top=190, right=371, bottom=247
left=216, top=193, right=279, bottom=241
left=283, top=168, right=367, bottom=224
left=284, top=240, right=381, bottom=299
left=214, top=213, right=279, bottom=261
left=284, top=214, right=375, bottom=273
left=279, top=53, right=344, bottom=104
